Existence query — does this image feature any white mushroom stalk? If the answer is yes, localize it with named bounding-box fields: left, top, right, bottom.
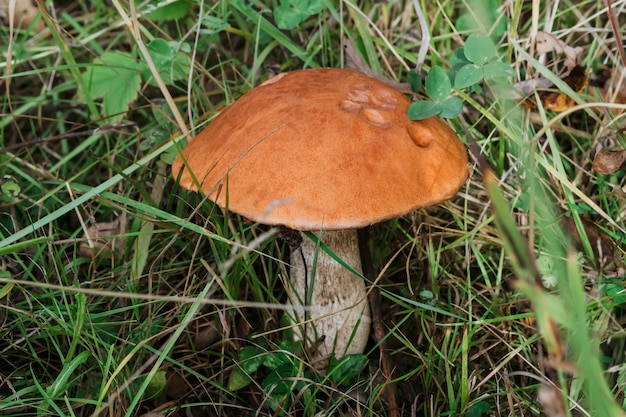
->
left=288, top=230, right=370, bottom=364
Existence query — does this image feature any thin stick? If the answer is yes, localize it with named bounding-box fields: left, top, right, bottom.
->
left=0, top=122, right=136, bottom=154
left=604, top=0, right=626, bottom=68
left=0, top=275, right=308, bottom=312
left=359, top=229, right=399, bottom=417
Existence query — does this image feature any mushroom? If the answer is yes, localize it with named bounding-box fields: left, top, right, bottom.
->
left=172, top=68, right=469, bottom=365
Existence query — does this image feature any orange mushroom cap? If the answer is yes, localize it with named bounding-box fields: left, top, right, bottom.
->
left=172, top=68, right=469, bottom=230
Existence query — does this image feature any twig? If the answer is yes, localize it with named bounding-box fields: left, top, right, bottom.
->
left=358, top=229, right=399, bottom=417
left=0, top=122, right=136, bottom=154
left=343, top=37, right=412, bottom=92
left=604, top=0, right=626, bottom=68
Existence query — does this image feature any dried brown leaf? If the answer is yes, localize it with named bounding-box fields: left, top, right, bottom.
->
left=593, top=129, right=626, bottom=174
left=194, top=322, right=219, bottom=351
left=514, top=77, right=556, bottom=97
left=592, top=148, right=626, bottom=174
left=166, top=371, right=190, bottom=400
left=520, top=65, right=588, bottom=111
left=537, top=384, right=567, bottom=417
left=535, top=31, right=583, bottom=72
left=78, top=213, right=127, bottom=258
left=0, top=0, right=45, bottom=31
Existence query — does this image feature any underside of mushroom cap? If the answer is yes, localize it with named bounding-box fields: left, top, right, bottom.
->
left=172, top=68, right=469, bottom=230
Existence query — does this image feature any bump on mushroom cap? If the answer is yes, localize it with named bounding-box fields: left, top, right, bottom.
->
left=172, top=68, right=469, bottom=230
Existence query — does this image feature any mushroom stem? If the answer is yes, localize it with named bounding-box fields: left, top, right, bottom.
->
left=288, top=229, right=371, bottom=364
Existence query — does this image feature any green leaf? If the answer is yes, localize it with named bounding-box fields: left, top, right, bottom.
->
left=261, top=362, right=305, bottom=411
left=454, top=63, right=483, bottom=89
left=513, top=192, right=531, bottom=211
left=147, top=0, right=191, bottom=21
left=145, top=38, right=172, bottom=77
left=200, top=14, right=229, bottom=36
left=456, top=0, right=507, bottom=38
left=464, top=34, right=497, bottom=65
left=327, top=354, right=367, bottom=386
left=602, top=282, right=626, bottom=305
left=230, top=0, right=309, bottom=56
left=263, top=350, right=294, bottom=370
left=161, top=146, right=179, bottom=165
left=165, top=41, right=192, bottom=82
left=142, top=128, right=170, bottom=152
left=407, top=69, right=422, bottom=93
left=228, top=347, right=266, bottom=391
left=147, top=38, right=171, bottom=58
left=1, top=176, right=20, bottom=197
left=274, top=0, right=324, bottom=30
left=83, top=52, right=143, bottom=121
left=228, top=367, right=253, bottom=391
left=450, top=47, right=470, bottom=71
left=483, top=61, right=515, bottom=79
left=467, top=400, right=491, bottom=417
left=407, top=100, right=441, bottom=120
left=143, top=370, right=167, bottom=399
left=144, top=39, right=191, bottom=85
left=425, top=65, right=451, bottom=101
left=439, top=96, right=463, bottom=118
left=239, top=346, right=266, bottom=373
left=46, top=350, right=91, bottom=397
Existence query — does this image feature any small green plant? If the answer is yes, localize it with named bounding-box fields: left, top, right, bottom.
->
left=407, top=65, right=463, bottom=120
left=453, top=34, right=514, bottom=89
left=273, top=0, right=324, bottom=30
left=0, top=175, right=20, bottom=198
left=467, top=400, right=491, bottom=417
left=407, top=33, right=514, bottom=120
left=456, top=0, right=507, bottom=38
left=82, top=51, right=142, bottom=122
left=146, top=0, right=191, bottom=22
left=228, top=342, right=367, bottom=413
left=82, top=38, right=191, bottom=122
